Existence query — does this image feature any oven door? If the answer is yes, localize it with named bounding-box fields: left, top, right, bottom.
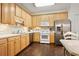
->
left=40, top=33, right=50, bottom=43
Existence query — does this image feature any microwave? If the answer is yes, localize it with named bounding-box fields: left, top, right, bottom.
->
left=40, top=21, right=49, bottom=26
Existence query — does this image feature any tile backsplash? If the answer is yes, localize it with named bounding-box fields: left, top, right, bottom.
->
left=0, top=24, right=9, bottom=31
left=0, top=24, right=29, bottom=34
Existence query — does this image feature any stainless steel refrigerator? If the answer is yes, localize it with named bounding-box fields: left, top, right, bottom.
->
left=54, top=20, right=71, bottom=46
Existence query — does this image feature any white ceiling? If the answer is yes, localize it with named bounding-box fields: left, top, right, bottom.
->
left=17, top=3, right=71, bottom=15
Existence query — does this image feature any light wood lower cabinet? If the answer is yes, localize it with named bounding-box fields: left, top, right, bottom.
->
left=0, top=39, right=7, bottom=56
left=32, top=32, right=54, bottom=43
left=20, top=34, right=30, bottom=50
left=33, top=32, right=40, bottom=42
left=0, top=34, right=30, bottom=56
left=20, top=35, right=27, bottom=50
left=26, top=34, right=30, bottom=46
left=50, top=32, right=54, bottom=43
left=7, top=37, right=15, bottom=56
left=7, top=36, right=21, bottom=56
left=14, top=36, right=20, bottom=55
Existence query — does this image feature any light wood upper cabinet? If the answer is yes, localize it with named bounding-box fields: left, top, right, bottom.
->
left=1, top=3, right=31, bottom=26
left=32, top=16, right=37, bottom=27
left=40, top=15, right=49, bottom=22
left=2, top=3, right=11, bottom=24
left=10, top=4, right=16, bottom=25
left=32, top=15, right=50, bottom=27
left=2, top=3, right=16, bottom=24
left=16, top=5, right=32, bottom=27
left=32, top=16, right=38, bottom=27
left=0, top=3, right=1, bottom=23
left=36, top=16, right=41, bottom=26
left=32, top=12, right=68, bottom=27
left=0, top=39, right=7, bottom=56
left=16, top=5, right=21, bottom=17
left=14, top=36, right=20, bottom=55
left=24, top=13, right=32, bottom=27
left=48, top=15, right=54, bottom=26
left=53, top=12, right=68, bottom=20
left=27, top=14, right=32, bottom=27
left=7, top=37, right=15, bottom=56
left=22, top=10, right=26, bottom=19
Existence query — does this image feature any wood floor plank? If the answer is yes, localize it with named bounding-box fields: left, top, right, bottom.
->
left=17, top=43, right=64, bottom=56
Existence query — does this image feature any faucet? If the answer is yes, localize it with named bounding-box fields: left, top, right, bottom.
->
left=17, top=30, right=21, bottom=34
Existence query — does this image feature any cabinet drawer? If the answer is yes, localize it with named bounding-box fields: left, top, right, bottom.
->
left=14, top=36, right=20, bottom=40
left=0, top=39, right=7, bottom=44
left=8, top=37, right=15, bottom=42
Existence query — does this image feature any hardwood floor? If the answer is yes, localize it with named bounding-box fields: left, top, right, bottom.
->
left=17, top=43, right=64, bottom=56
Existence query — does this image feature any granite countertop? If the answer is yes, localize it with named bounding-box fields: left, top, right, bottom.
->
left=0, top=30, right=54, bottom=39
left=0, top=34, right=21, bottom=39
left=60, top=40, right=79, bottom=56
left=0, top=31, right=33, bottom=39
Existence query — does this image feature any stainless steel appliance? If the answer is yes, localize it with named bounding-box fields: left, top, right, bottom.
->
left=54, top=20, right=71, bottom=46
left=40, top=29, right=50, bottom=43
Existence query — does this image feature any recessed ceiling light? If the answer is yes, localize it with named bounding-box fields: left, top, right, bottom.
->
left=34, top=3, right=55, bottom=7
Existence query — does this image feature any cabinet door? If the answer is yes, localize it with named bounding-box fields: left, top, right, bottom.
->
left=32, top=16, right=37, bottom=27
left=24, top=13, right=31, bottom=27
left=20, top=35, right=26, bottom=50
left=22, top=10, right=26, bottom=19
left=29, top=33, right=33, bottom=43
left=26, top=34, right=30, bottom=46
left=0, top=39, right=7, bottom=56
left=50, top=32, right=54, bottom=43
left=33, top=33, right=40, bottom=42
left=28, top=14, right=32, bottom=27
left=2, top=3, right=11, bottom=24
left=10, top=3, right=16, bottom=25
left=16, top=5, right=21, bottom=17
left=49, top=15, right=54, bottom=26
left=0, top=3, right=1, bottom=23
left=0, top=43, right=7, bottom=56
left=53, top=12, right=68, bottom=20
left=36, top=16, right=41, bottom=27
left=7, top=38, right=15, bottom=56
left=14, top=36, right=20, bottom=55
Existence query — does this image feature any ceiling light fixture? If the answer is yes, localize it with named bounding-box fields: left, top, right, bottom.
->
left=34, top=3, right=55, bottom=7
